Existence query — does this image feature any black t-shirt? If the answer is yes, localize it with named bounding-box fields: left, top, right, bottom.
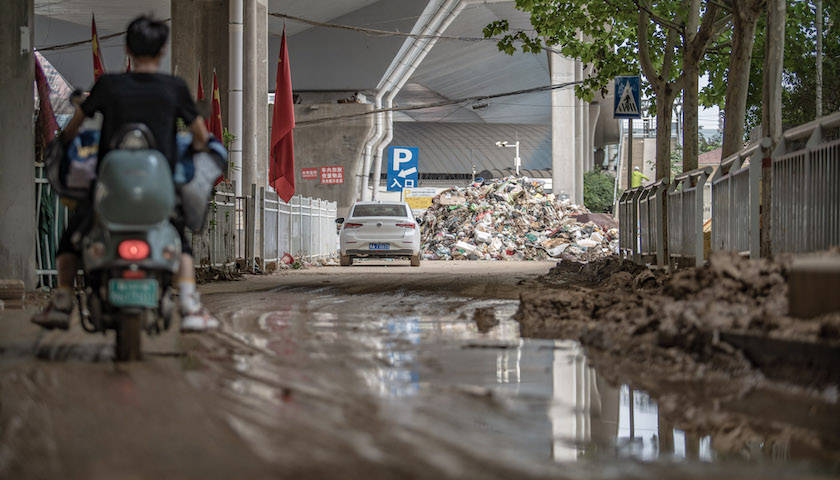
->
left=81, top=73, right=197, bottom=169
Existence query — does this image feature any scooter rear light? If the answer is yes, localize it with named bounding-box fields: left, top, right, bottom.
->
left=118, top=240, right=150, bottom=260
left=122, top=269, right=147, bottom=279
left=344, top=223, right=363, bottom=229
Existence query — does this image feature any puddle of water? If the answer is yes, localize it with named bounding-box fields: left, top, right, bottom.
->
left=219, top=290, right=840, bottom=477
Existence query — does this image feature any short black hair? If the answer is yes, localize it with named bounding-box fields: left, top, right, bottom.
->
left=126, top=16, right=169, bottom=58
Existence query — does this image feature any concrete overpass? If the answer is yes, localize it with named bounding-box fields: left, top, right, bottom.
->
left=2, top=0, right=618, bottom=286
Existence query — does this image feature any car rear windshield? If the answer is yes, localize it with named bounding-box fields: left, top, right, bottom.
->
left=352, top=204, right=408, bottom=217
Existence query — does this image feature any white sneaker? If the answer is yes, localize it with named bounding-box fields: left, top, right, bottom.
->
left=180, top=306, right=220, bottom=332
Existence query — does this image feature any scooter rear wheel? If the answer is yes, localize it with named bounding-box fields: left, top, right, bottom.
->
left=115, top=314, right=143, bottom=362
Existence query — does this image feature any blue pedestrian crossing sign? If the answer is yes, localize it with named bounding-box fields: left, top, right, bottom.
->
left=387, top=146, right=419, bottom=192
left=613, top=76, right=641, bottom=119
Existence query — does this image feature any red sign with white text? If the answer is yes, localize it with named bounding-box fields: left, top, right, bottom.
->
left=320, top=166, right=344, bottom=185
left=301, top=168, right=318, bottom=180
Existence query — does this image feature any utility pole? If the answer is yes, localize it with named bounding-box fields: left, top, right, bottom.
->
left=816, top=0, right=823, bottom=118
left=626, top=119, right=633, bottom=190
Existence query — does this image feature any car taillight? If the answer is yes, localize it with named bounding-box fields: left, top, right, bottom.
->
left=344, top=223, right=363, bottom=229
left=396, top=223, right=416, bottom=229
left=118, top=240, right=150, bottom=260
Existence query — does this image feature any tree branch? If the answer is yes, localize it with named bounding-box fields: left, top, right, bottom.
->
left=637, top=9, right=662, bottom=90
left=631, top=0, right=686, bottom=37
left=663, top=24, right=679, bottom=80
left=685, top=2, right=721, bottom=60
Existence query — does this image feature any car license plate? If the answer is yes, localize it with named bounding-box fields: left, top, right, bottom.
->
left=108, top=279, right=159, bottom=308
left=369, top=243, right=390, bottom=250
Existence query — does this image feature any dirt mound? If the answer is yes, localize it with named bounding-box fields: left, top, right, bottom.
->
left=543, top=256, right=649, bottom=286
left=517, top=252, right=840, bottom=389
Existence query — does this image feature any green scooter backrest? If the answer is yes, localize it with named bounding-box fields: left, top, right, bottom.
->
left=95, top=149, right=175, bottom=230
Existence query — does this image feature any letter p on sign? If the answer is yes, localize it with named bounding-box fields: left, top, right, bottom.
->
left=392, top=148, right=413, bottom=170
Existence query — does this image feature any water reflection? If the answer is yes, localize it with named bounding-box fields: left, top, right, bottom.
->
left=547, top=340, right=723, bottom=464
left=245, top=293, right=835, bottom=473
left=364, top=315, right=421, bottom=397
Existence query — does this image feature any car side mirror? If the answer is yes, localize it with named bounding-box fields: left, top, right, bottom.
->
left=335, top=217, right=344, bottom=224
left=415, top=217, right=423, bottom=225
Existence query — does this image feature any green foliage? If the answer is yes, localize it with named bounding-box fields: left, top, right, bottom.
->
left=583, top=169, right=615, bottom=213
left=483, top=1, right=644, bottom=102
left=700, top=1, right=839, bottom=132
left=222, top=128, right=236, bottom=150
left=699, top=134, right=721, bottom=153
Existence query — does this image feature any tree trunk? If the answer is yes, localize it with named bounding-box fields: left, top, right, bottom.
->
left=760, top=0, right=785, bottom=257
left=721, top=5, right=762, bottom=158
left=683, top=0, right=701, bottom=172
left=655, top=87, right=677, bottom=183
left=683, top=63, right=699, bottom=171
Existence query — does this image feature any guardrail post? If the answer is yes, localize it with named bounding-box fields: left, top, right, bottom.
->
left=259, top=186, right=266, bottom=271
left=694, top=170, right=709, bottom=267
left=654, top=182, right=667, bottom=266
left=630, top=188, right=643, bottom=264
left=750, top=139, right=771, bottom=258
left=246, top=184, right=257, bottom=272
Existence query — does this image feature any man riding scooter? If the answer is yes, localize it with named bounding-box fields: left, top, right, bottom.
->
left=33, top=16, right=218, bottom=332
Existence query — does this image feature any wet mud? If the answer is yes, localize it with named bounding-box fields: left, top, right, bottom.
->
left=0, top=262, right=838, bottom=479
left=516, top=253, right=840, bottom=472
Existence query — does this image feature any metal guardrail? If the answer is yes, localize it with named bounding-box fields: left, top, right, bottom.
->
left=34, top=161, right=71, bottom=288
left=710, top=139, right=770, bottom=257
left=668, top=167, right=712, bottom=267
left=771, top=111, right=840, bottom=254
left=619, top=111, right=839, bottom=268
left=617, top=187, right=642, bottom=258
left=256, top=187, right=337, bottom=269
left=188, top=182, right=237, bottom=269
left=637, top=180, right=668, bottom=265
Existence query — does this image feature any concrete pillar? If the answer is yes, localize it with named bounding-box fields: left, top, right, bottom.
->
left=574, top=59, right=584, bottom=205
left=229, top=0, right=243, bottom=195
left=171, top=0, right=230, bottom=131
left=0, top=0, right=36, bottom=288
left=241, top=0, right=258, bottom=190
left=589, top=103, right=600, bottom=170
left=594, top=148, right=605, bottom=169
left=292, top=104, right=374, bottom=215
left=549, top=51, right=576, bottom=201
left=240, top=0, right=268, bottom=190
left=256, top=1, right=269, bottom=189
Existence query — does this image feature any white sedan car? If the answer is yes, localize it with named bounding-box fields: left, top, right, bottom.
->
left=337, top=201, right=421, bottom=266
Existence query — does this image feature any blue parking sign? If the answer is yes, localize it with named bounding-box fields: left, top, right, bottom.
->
left=387, top=146, right=419, bottom=192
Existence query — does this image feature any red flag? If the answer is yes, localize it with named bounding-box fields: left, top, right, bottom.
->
left=197, top=70, right=205, bottom=101
left=35, top=55, right=58, bottom=144
left=91, top=15, right=106, bottom=81
left=207, top=71, right=224, bottom=140
left=269, top=28, right=295, bottom=203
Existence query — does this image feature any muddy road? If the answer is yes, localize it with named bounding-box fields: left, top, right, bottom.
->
left=1, top=261, right=837, bottom=479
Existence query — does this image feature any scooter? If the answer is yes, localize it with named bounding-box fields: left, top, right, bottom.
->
left=75, top=124, right=182, bottom=361
left=45, top=119, right=226, bottom=361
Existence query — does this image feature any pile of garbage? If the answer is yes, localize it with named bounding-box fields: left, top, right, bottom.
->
left=419, top=177, right=618, bottom=261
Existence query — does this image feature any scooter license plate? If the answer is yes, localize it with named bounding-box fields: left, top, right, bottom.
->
left=108, top=279, right=159, bottom=308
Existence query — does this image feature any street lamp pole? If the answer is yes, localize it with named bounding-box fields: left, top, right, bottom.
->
left=513, top=140, right=521, bottom=176
left=496, top=140, right=522, bottom=176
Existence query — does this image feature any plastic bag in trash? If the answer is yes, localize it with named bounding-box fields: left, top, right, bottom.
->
left=176, top=134, right=229, bottom=232
left=419, top=176, right=618, bottom=262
